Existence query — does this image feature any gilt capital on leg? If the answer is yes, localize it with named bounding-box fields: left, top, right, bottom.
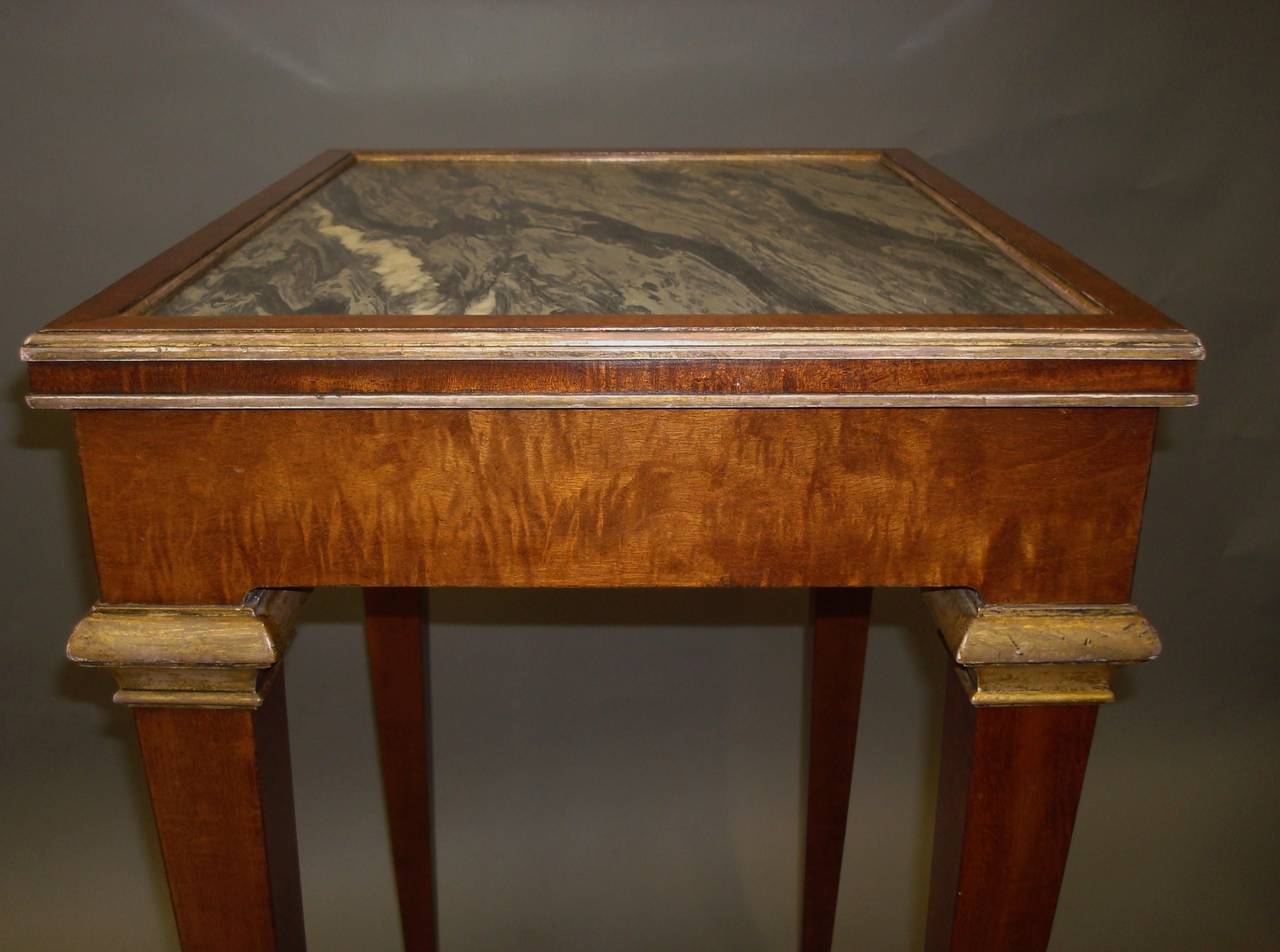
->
left=923, top=588, right=1161, bottom=706
left=66, top=588, right=308, bottom=708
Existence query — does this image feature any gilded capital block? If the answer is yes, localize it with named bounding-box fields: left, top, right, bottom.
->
left=923, top=588, right=1161, bottom=706
left=66, top=588, right=307, bottom=709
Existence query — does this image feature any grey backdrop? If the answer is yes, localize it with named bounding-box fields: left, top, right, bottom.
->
left=3, top=2, right=1276, bottom=949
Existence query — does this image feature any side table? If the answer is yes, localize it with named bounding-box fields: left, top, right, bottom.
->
left=23, top=149, right=1202, bottom=951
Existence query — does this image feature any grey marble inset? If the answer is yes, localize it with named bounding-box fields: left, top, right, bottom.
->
left=154, top=158, right=1078, bottom=317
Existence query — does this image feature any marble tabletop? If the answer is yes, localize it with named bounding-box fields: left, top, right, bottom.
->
left=153, top=157, right=1076, bottom=318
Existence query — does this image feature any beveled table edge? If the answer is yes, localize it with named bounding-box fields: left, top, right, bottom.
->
left=21, top=326, right=1206, bottom=363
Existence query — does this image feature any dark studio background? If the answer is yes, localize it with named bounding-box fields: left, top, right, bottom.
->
left=2, top=2, right=1277, bottom=949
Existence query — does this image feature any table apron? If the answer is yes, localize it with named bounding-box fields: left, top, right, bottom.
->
left=72, top=407, right=1156, bottom=605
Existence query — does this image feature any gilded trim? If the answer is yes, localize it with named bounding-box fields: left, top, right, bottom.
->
left=66, top=589, right=308, bottom=709
left=957, top=665, right=1117, bottom=706
left=922, top=588, right=1161, bottom=706
left=27, top=391, right=1198, bottom=410
left=20, top=326, right=1206, bottom=363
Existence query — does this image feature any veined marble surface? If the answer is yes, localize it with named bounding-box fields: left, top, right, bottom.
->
left=154, top=158, right=1076, bottom=316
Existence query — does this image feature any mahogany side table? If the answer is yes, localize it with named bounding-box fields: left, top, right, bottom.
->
left=23, top=150, right=1202, bottom=951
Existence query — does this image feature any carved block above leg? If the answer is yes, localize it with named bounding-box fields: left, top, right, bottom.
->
left=65, top=588, right=307, bottom=708
left=923, top=587, right=1160, bottom=706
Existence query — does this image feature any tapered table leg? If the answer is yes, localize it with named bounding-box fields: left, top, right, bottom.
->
left=924, top=671, right=1097, bottom=952
left=67, top=592, right=309, bottom=952
left=920, top=588, right=1161, bottom=951
left=364, top=588, right=438, bottom=952
left=801, top=587, right=873, bottom=952
left=136, top=674, right=305, bottom=952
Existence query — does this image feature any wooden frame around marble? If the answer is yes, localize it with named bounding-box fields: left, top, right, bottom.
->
left=22, top=149, right=1203, bottom=408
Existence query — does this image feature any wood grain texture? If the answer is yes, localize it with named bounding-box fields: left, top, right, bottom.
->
left=924, top=672, right=1097, bottom=951
left=364, top=588, right=437, bottom=952
left=134, top=673, right=305, bottom=952
left=73, top=407, right=1156, bottom=605
left=801, top=588, right=872, bottom=952
left=27, top=356, right=1198, bottom=398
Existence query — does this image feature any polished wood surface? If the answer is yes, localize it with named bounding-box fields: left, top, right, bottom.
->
left=134, top=674, right=305, bottom=952
left=801, top=588, right=872, bottom=952
left=364, top=589, right=438, bottom=952
left=924, top=670, right=1098, bottom=951
left=73, top=407, right=1155, bottom=605
left=28, top=356, right=1196, bottom=399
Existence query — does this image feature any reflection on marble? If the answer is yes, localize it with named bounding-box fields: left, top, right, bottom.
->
left=154, top=158, right=1076, bottom=316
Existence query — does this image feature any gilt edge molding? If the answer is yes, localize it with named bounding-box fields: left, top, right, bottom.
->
left=922, top=587, right=1161, bottom=706
left=66, top=588, right=308, bottom=709
left=20, top=326, right=1206, bottom=364
left=26, top=391, right=1198, bottom=410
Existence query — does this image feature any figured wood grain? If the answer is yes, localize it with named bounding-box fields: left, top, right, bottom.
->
left=924, top=672, right=1097, bottom=951
left=134, top=673, right=305, bottom=952
left=364, top=589, right=438, bottom=952
left=73, top=407, right=1155, bottom=605
left=801, top=588, right=872, bottom=952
